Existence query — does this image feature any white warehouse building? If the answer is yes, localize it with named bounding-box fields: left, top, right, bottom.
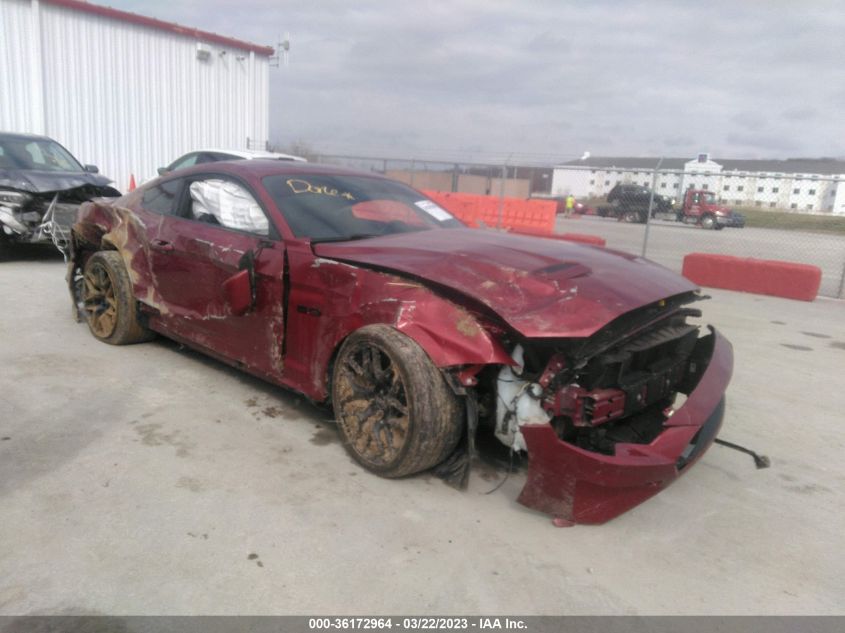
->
left=551, top=154, right=845, bottom=215
left=0, top=0, right=272, bottom=191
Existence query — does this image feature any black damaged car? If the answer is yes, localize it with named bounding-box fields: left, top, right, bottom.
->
left=0, top=132, right=120, bottom=256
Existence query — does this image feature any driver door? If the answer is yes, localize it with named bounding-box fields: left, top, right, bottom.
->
left=148, top=174, right=286, bottom=378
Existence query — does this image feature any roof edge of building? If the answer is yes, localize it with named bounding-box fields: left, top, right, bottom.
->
left=44, top=0, right=275, bottom=56
left=556, top=156, right=845, bottom=175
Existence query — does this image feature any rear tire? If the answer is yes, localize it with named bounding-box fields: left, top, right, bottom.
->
left=623, top=209, right=641, bottom=223
left=332, top=325, right=463, bottom=478
left=82, top=250, right=154, bottom=345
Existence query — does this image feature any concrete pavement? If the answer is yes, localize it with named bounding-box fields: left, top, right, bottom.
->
left=1, top=255, right=843, bottom=615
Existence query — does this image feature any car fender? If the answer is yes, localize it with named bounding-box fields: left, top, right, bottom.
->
left=68, top=197, right=160, bottom=317
left=286, top=251, right=513, bottom=401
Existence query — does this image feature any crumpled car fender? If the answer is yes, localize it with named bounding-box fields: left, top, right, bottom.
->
left=287, top=251, right=513, bottom=401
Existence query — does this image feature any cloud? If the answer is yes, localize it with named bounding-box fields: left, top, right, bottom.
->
left=111, top=1, right=845, bottom=161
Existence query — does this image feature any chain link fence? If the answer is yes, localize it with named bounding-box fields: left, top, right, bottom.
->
left=317, top=153, right=845, bottom=299
left=552, top=164, right=845, bottom=299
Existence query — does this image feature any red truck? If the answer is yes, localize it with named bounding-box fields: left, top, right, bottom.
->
left=658, top=189, right=745, bottom=230
left=599, top=186, right=745, bottom=229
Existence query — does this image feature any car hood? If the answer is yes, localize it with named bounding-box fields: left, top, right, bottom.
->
left=314, top=228, right=698, bottom=338
left=0, top=168, right=113, bottom=194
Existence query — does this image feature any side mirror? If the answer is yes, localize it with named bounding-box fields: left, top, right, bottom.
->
left=222, top=250, right=256, bottom=316
left=84, top=164, right=99, bottom=174
left=157, top=167, right=168, bottom=176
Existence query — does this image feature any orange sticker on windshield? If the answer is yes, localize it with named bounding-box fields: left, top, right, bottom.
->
left=286, top=179, right=355, bottom=201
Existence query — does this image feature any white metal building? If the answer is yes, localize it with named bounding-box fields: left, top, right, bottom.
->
left=551, top=154, right=845, bottom=215
left=1, top=0, right=272, bottom=191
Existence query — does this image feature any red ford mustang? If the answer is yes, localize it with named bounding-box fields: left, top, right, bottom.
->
left=67, top=160, right=732, bottom=524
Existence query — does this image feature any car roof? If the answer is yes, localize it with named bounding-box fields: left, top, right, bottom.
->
left=190, top=148, right=307, bottom=162
left=0, top=131, right=56, bottom=142
left=168, top=159, right=391, bottom=182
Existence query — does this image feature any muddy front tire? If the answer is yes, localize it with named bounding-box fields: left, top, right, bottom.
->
left=331, top=325, right=463, bottom=478
left=82, top=250, right=153, bottom=345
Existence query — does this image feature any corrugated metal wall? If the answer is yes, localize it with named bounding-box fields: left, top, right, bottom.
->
left=1, top=0, right=270, bottom=190
left=0, top=0, right=43, bottom=132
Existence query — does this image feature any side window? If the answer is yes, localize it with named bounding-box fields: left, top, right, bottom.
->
left=194, top=152, right=219, bottom=165
left=208, top=152, right=242, bottom=162
left=24, top=142, right=46, bottom=165
left=142, top=178, right=183, bottom=215
left=188, top=178, right=269, bottom=236
left=171, top=153, right=199, bottom=170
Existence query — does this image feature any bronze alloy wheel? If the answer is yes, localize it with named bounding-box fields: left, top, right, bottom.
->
left=335, top=342, right=412, bottom=467
left=332, top=325, right=463, bottom=478
left=81, top=251, right=154, bottom=345
left=83, top=260, right=119, bottom=339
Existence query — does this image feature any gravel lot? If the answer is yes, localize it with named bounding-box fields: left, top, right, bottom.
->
left=556, top=215, right=845, bottom=298
left=1, top=251, right=843, bottom=615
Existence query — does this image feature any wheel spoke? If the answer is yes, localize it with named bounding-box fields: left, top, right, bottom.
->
left=370, top=348, right=386, bottom=382
left=345, top=356, right=365, bottom=377
left=385, top=396, right=408, bottom=416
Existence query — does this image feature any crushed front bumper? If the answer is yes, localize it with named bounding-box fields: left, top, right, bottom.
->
left=517, top=328, right=733, bottom=525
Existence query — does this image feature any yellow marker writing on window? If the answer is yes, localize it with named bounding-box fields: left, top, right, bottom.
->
left=286, top=179, right=355, bottom=201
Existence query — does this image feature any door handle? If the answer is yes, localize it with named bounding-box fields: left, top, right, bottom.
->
left=151, top=238, right=173, bottom=252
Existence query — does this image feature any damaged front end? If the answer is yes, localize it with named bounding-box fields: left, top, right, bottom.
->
left=485, top=294, right=733, bottom=524
left=0, top=184, right=120, bottom=255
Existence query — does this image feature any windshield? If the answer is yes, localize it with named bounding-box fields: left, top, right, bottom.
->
left=702, top=192, right=716, bottom=203
left=0, top=137, right=84, bottom=172
left=262, top=174, right=464, bottom=241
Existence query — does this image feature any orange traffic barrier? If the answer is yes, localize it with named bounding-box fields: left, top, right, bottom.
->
left=424, top=190, right=556, bottom=234
left=682, top=253, right=821, bottom=302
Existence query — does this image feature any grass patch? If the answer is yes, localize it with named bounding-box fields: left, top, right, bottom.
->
left=735, top=208, right=845, bottom=234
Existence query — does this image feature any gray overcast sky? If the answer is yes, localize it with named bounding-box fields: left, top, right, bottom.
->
left=115, top=1, right=844, bottom=163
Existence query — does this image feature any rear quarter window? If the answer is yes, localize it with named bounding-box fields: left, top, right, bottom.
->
left=142, top=179, right=183, bottom=215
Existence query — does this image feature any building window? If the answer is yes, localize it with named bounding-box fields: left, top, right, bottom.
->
left=590, top=179, right=595, bottom=185
left=702, top=184, right=709, bottom=190
left=757, top=186, right=764, bottom=193
left=660, top=183, right=666, bottom=188
left=755, top=201, right=762, bottom=207
left=673, top=183, right=679, bottom=189
left=770, top=202, right=776, bottom=208
left=793, top=188, right=800, bottom=194
left=809, top=189, right=816, bottom=195
left=605, top=180, right=610, bottom=185
left=737, top=185, right=744, bottom=192
left=807, top=204, right=813, bottom=210
left=724, top=185, right=730, bottom=191
left=735, top=200, right=741, bottom=205
left=790, top=203, right=797, bottom=209
left=772, top=187, right=779, bottom=193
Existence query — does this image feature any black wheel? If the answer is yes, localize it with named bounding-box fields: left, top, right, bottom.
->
left=82, top=251, right=154, bottom=345
left=332, top=325, right=463, bottom=478
left=623, top=209, right=641, bottom=223
left=701, top=214, right=717, bottom=230
left=0, top=233, right=12, bottom=261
